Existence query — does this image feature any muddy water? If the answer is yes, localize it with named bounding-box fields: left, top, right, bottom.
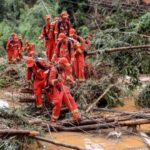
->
left=28, top=97, right=150, bottom=150
left=29, top=132, right=149, bottom=150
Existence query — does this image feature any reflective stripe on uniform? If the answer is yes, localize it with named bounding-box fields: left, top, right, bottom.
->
left=72, top=109, right=79, bottom=114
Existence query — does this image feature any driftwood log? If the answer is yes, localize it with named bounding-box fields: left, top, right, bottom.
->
left=87, top=45, right=150, bottom=56
left=0, top=129, right=39, bottom=136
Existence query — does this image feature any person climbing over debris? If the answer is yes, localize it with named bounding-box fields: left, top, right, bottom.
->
left=24, top=40, right=35, bottom=57
left=26, top=57, right=49, bottom=108
left=69, top=28, right=86, bottom=81
left=54, top=11, right=72, bottom=40
left=39, top=15, right=55, bottom=61
left=46, top=57, right=80, bottom=122
left=6, top=32, right=19, bottom=63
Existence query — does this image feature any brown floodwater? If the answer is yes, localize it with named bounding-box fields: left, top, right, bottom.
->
left=28, top=132, right=149, bottom=150
left=28, top=97, right=150, bottom=150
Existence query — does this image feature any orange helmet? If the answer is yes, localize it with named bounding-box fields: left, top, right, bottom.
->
left=60, top=11, right=69, bottom=18
left=44, top=15, right=51, bottom=20
left=26, top=57, right=34, bottom=68
left=57, top=33, right=66, bottom=41
left=54, top=17, right=59, bottom=21
left=69, top=28, right=76, bottom=36
left=58, top=57, right=70, bottom=66
left=11, top=32, right=16, bottom=36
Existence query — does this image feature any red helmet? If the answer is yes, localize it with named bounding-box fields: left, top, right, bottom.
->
left=26, top=57, right=34, bottom=68
left=58, top=57, right=70, bottom=66
left=57, top=33, right=66, bottom=41
left=69, top=28, right=76, bottom=36
left=54, top=17, right=59, bottom=21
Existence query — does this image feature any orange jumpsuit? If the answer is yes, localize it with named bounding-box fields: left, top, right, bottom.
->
left=26, top=63, right=45, bottom=107
left=25, top=43, right=35, bottom=57
left=73, top=36, right=85, bottom=81
left=6, top=37, right=19, bottom=62
left=17, top=39, right=23, bottom=60
left=40, top=23, right=55, bottom=61
left=53, top=38, right=75, bottom=64
left=47, top=66, right=80, bottom=122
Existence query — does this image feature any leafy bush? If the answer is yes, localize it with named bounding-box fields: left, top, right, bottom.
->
left=136, top=84, right=150, bottom=108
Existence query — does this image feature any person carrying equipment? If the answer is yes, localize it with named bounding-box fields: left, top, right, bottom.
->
left=52, top=33, right=75, bottom=65
left=69, top=28, right=85, bottom=81
left=54, top=11, right=71, bottom=40
left=6, top=32, right=19, bottom=63
left=39, top=15, right=55, bottom=61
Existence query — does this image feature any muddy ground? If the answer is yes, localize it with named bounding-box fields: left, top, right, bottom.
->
left=0, top=76, right=150, bottom=150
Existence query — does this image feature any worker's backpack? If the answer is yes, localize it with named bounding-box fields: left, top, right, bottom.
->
left=45, top=65, right=59, bottom=92
left=43, top=24, right=53, bottom=40
left=58, top=39, right=73, bottom=54
left=58, top=20, right=70, bottom=35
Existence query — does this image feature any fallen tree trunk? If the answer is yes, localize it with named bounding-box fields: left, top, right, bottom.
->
left=61, top=116, right=131, bottom=127
left=47, top=118, right=150, bottom=132
left=94, top=108, right=150, bottom=119
left=87, top=45, right=150, bottom=55
left=0, top=129, right=39, bottom=136
left=31, top=135, right=84, bottom=150
left=119, top=118, right=150, bottom=126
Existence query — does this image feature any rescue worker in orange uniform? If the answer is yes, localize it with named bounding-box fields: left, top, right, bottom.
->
left=54, top=11, right=71, bottom=40
left=69, top=28, right=85, bottom=81
left=6, top=32, right=19, bottom=63
left=26, top=57, right=48, bottom=108
left=24, top=40, right=35, bottom=57
left=17, top=35, right=23, bottom=61
left=39, top=15, right=55, bottom=61
left=46, top=57, right=80, bottom=122
left=52, top=33, right=75, bottom=65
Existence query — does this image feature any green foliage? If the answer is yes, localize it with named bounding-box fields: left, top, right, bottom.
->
left=0, top=0, right=59, bottom=55
left=130, top=12, right=150, bottom=33
left=136, top=84, right=150, bottom=108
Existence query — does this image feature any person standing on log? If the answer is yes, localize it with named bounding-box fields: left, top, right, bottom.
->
left=26, top=57, right=48, bottom=108
left=24, top=40, right=35, bottom=57
left=46, top=57, right=80, bottom=122
left=54, top=11, right=71, bottom=40
left=39, top=15, right=55, bottom=61
left=69, top=28, right=85, bottom=81
left=6, top=32, right=19, bottom=63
